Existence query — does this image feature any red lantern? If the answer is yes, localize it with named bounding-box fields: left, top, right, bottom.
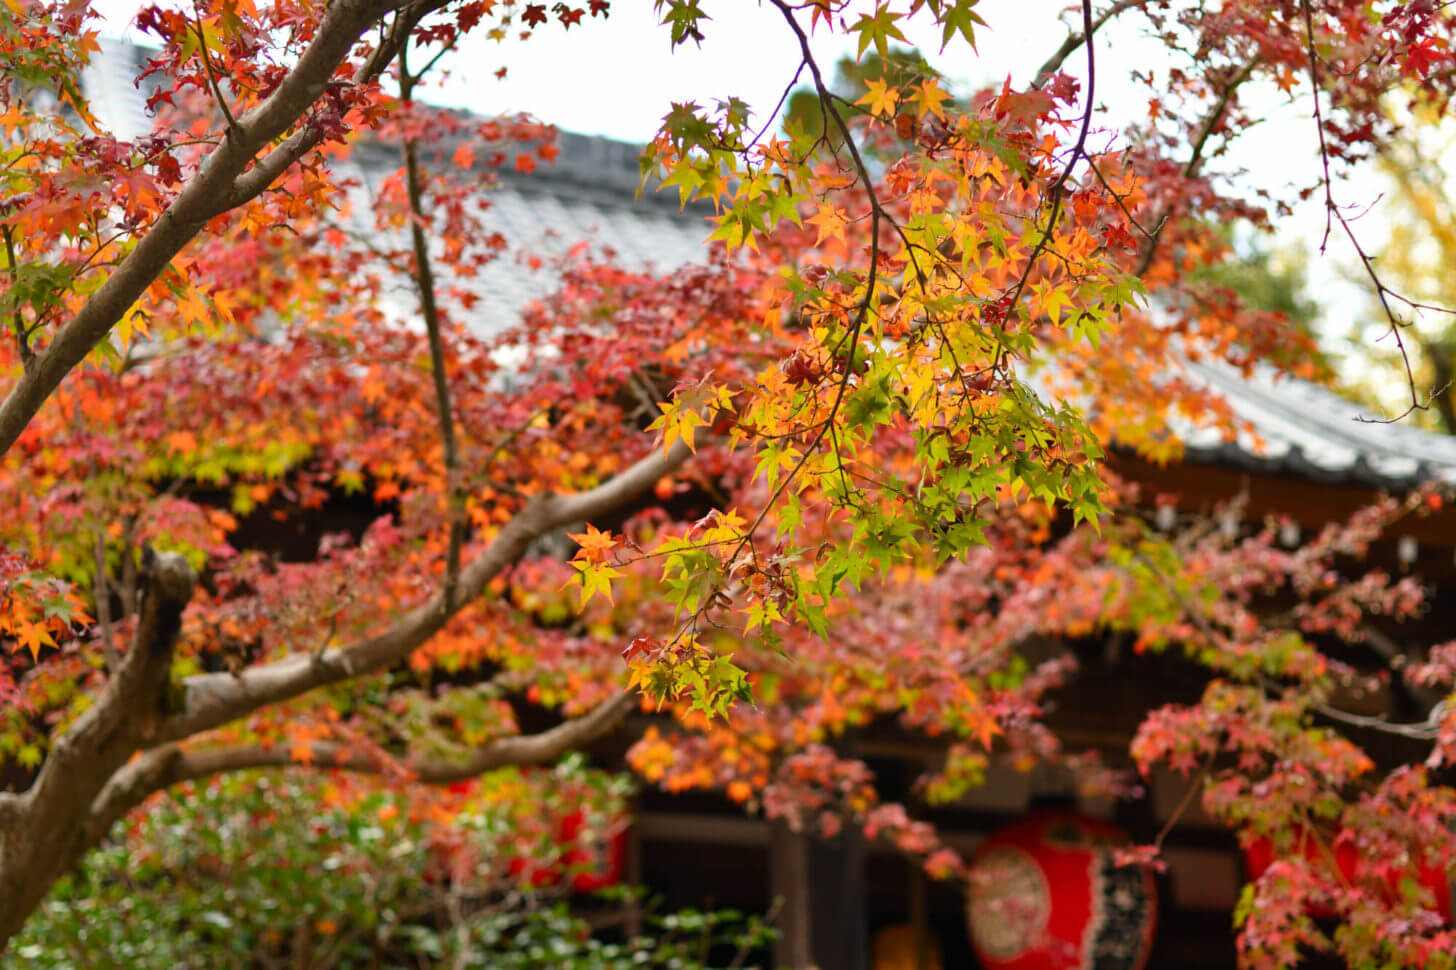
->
left=966, top=812, right=1158, bottom=970
left=558, top=808, right=628, bottom=892
left=507, top=807, right=628, bottom=892
left=1242, top=829, right=1452, bottom=923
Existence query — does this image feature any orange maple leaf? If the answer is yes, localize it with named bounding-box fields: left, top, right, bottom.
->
left=568, top=523, right=616, bottom=562
left=806, top=204, right=849, bottom=247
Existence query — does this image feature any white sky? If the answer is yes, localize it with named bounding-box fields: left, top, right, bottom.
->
left=91, top=0, right=1134, bottom=139
left=87, top=0, right=1417, bottom=401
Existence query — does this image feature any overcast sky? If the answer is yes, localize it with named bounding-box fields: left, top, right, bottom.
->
left=87, top=0, right=1175, bottom=140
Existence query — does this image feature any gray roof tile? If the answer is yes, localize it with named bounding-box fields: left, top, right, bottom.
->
left=80, top=38, right=1456, bottom=491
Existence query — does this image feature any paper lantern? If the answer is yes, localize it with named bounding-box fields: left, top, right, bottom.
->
left=1243, top=829, right=1452, bottom=923
left=966, top=812, right=1157, bottom=970
left=507, top=807, right=628, bottom=892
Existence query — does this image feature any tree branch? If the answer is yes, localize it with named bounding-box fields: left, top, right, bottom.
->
left=89, top=690, right=636, bottom=833
left=398, top=51, right=464, bottom=607
left=1417, top=337, right=1456, bottom=434
left=0, top=549, right=195, bottom=948
left=1031, top=0, right=1146, bottom=90
left=159, top=442, right=691, bottom=744
left=0, top=0, right=442, bottom=458
left=92, top=531, right=119, bottom=672
left=1133, top=55, right=1259, bottom=277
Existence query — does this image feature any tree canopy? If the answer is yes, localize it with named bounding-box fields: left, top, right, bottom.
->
left=2, top=0, right=1456, bottom=966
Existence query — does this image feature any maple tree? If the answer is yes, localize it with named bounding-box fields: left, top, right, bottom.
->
left=2, top=0, right=1456, bottom=966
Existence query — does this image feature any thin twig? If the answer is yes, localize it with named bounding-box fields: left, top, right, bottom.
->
left=92, top=532, right=120, bottom=672
left=1006, top=0, right=1100, bottom=313
left=194, top=10, right=243, bottom=139
left=399, top=48, right=465, bottom=609
left=1133, top=55, right=1258, bottom=277
left=1031, top=0, right=1147, bottom=90
left=1299, top=0, right=1435, bottom=422
left=2, top=226, right=33, bottom=370
left=1133, top=545, right=1445, bottom=740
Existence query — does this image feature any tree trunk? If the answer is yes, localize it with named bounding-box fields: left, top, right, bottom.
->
left=0, top=550, right=195, bottom=952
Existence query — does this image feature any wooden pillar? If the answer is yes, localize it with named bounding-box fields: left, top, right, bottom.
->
left=769, top=821, right=869, bottom=970
left=809, top=827, right=869, bottom=970
left=771, top=822, right=814, bottom=969
left=909, top=865, right=930, bottom=970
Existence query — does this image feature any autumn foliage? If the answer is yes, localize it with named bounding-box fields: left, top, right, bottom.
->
left=2, top=0, right=1456, bottom=966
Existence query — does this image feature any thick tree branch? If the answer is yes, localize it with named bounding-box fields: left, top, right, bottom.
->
left=160, top=442, right=691, bottom=744
left=0, top=550, right=195, bottom=948
left=89, top=690, right=637, bottom=834
left=0, top=442, right=683, bottom=952
left=0, top=0, right=442, bottom=458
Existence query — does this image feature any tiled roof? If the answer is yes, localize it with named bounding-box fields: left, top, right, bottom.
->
left=342, top=136, right=713, bottom=333
left=80, top=38, right=1456, bottom=490
left=1173, top=359, right=1456, bottom=488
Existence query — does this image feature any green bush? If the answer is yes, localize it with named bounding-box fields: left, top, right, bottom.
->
left=7, top=760, right=773, bottom=969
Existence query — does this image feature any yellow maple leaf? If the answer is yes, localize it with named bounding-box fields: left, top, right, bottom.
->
left=915, top=79, right=952, bottom=119
left=855, top=77, right=899, bottom=117
left=647, top=401, right=706, bottom=454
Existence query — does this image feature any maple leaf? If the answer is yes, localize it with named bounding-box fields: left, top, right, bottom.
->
left=290, top=737, right=316, bottom=765
left=1405, top=38, right=1442, bottom=78
left=914, top=79, right=951, bottom=119
left=568, top=559, right=622, bottom=607
left=647, top=400, right=706, bottom=454
left=851, top=4, right=908, bottom=61
left=856, top=78, right=898, bottom=118
left=522, top=4, right=548, bottom=26
left=806, top=203, right=849, bottom=246
left=15, top=620, right=53, bottom=661
left=568, top=523, right=616, bottom=562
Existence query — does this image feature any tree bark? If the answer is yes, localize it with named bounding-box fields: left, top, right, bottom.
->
left=0, top=549, right=195, bottom=948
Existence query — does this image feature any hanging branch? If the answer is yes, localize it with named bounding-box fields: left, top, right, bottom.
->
left=1298, top=0, right=1455, bottom=423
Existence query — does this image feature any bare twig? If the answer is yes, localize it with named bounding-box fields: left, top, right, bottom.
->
left=194, top=9, right=243, bottom=139
left=1298, top=0, right=1451, bottom=422
left=92, top=532, right=119, bottom=672
left=398, top=49, right=464, bottom=608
